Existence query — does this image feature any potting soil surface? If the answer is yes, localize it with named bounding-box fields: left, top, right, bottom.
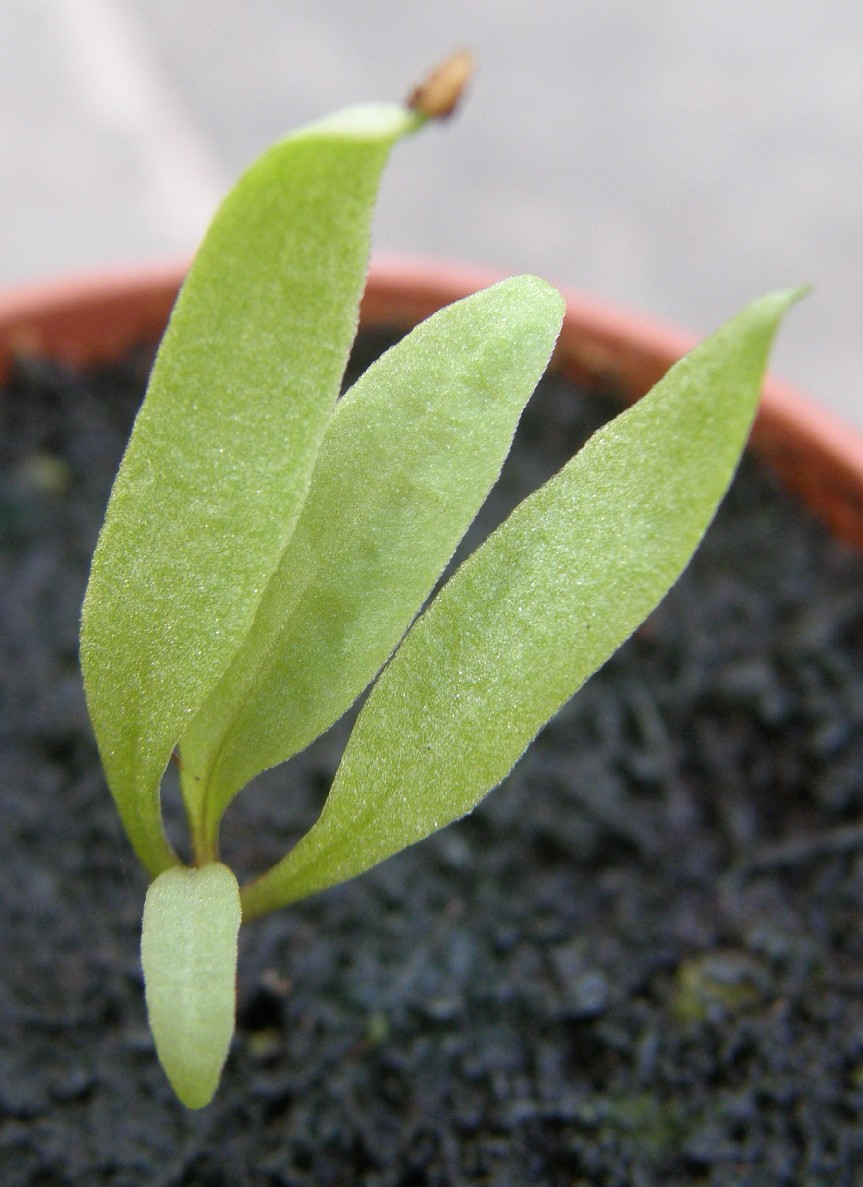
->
left=2, top=331, right=863, bottom=1186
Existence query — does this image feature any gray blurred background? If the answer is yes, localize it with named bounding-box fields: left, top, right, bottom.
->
left=2, top=1, right=861, bottom=423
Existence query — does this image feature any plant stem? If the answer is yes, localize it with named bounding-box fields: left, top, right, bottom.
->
left=190, top=812, right=218, bottom=867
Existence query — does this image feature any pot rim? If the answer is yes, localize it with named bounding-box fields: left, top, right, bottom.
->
left=2, top=253, right=862, bottom=548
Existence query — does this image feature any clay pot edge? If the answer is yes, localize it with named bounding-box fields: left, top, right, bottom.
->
left=2, top=254, right=861, bottom=550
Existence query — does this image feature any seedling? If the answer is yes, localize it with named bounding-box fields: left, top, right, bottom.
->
left=80, top=57, right=802, bottom=1108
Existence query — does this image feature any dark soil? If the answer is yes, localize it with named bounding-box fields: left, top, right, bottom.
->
left=2, top=327, right=863, bottom=1187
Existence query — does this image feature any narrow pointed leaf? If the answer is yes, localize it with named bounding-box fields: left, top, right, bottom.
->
left=80, top=104, right=419, bottom=875
left=141, top=863, right=241, bottom=1109
left=179, top=277, right=565, bottom=838
left=241, top=288, right=804, bottom=917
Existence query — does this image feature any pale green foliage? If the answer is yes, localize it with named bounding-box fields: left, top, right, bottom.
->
left=80, top=83, right=802, bottom=1111
left=80, top=104, right=420, bottom=876
left=141, top=864, right=241, bottom=1109
left=178, top=277, right=565, bottom=854
left=240, top=287, right=804, bottom=918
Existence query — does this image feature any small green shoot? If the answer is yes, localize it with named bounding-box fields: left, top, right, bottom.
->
left=141, top=864, right=240, bottom=1109
left=80, top=57, right=803, bottom=1108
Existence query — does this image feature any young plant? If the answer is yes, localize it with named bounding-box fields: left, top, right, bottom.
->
left=80, top=57, right=802, bottom=1109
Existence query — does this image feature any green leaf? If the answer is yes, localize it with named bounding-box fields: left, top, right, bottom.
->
left=141, top=863, right=241, bottom=1109
left=80, top=104, right=420, bottom=876
left=178, top=277, right=565, bottom=845
left=240, top=287, right=804, bottom=918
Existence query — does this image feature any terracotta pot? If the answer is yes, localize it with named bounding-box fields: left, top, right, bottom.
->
left=3, top=258, right=862, bottom=1173
left=2, top=255, right=862, bottom=551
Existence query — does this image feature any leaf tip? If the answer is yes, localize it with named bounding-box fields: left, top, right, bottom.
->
left=406, top=50, right=475, bottom=120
